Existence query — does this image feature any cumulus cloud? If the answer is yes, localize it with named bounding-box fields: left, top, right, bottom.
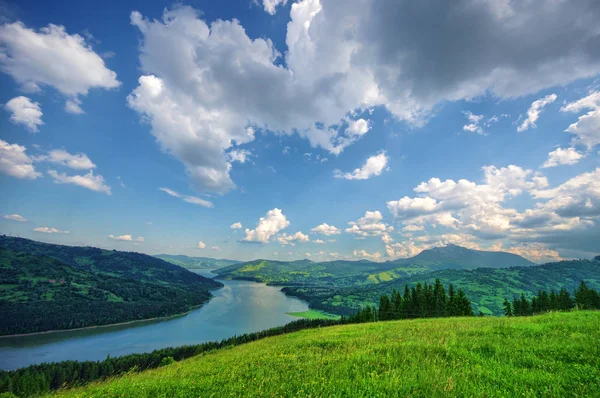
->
left=541, top=147, right=584, bottom=168
left=561, top=91, right=600, bottom=149
left=2, top=214, right=27, bottom=222
left=346, top=210, right=393, bottom=238
left=517, top=94, right=557, bottom=132
left=311, top=223, right=341, bottom=235
left=5, top=96, right=43, bottom=132
left=353, top=249, right=382, bottom=262
left=462, top=111, right=484, bottom=134
left=276, top=231, right=310, bottom=246
left=211, top=245, right=221, bottom=251
left=261, top=0, right=287, bottom=15
left=242, top=208, right=290, bottom=243
left=159, top=187, right=213, bottom=208
left=334, top=152, right=388, bottom=180
left=197, top=241, right=206, bottom=249
left=125, top=2, right=600, bottom=192
left=34, top=227, right=69, bottom=234
left=35, top=149, right=96, bottom=170
left=108, top=234, right=143, bottom=242
left=48, top=170, right=111, bottom=195
left=0, top=21, right=120, bottom=111
left=230, top=222, right=243, bottom=229
left=313, top=239, right=325, bottom=244
left=0, top=139, right=41, bottom=179
left=227, top=149, right=252, bottom=164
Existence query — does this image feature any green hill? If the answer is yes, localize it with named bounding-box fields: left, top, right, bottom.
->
left=154, top=254, right=240, bottom=269
left=216, top=245, right=535, bottom=288
left=0, top=237, right=223, bottom=335
left=53, top=311, right=600, bottom=397
left=288, top=258, right=600, bottom=316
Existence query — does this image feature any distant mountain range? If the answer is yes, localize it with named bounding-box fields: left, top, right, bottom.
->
left=155, top=254, right=240, bottom=269
left=388, top=244, right=536, bottom=270
left=216, top=244, right=537, bottom=287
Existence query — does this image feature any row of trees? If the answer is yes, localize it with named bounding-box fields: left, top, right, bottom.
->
left=349, top=281, right=474, bottom=322
left=503, top=281, right=600, bottom=316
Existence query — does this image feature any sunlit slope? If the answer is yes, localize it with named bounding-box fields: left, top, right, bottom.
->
left=57, top=311, right=600, bottom=397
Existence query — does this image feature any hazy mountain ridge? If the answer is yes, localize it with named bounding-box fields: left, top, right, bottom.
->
left=155, top=254, right=240, bottom=269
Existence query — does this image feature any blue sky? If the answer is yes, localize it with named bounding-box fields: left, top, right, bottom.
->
left=1, top=0, right=599, bottom=262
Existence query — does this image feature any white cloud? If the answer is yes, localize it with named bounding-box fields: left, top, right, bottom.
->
left=311, top=223, right=341, bottom=235
left=353, top=249, right=382, bottom=262
left=346, top=210, right=393, bottom=238
left=125, top=3, right=600, bottom=192
left=0, top=21, right=120, bottom=111
left=517, top=94, right=557, bottom=132
left=541, top=147, right=584, bottom=168
left=313, top=239, right=325, bottom=244
left=334, top=152, right=388, bottom=180
left=65, top=98, right=84, bottom=114
left=36, top=149, right=96, bottom=170
left=462, top=111, right=484, bottom=134
left=227, top=149, right=252, bottom=164
left=489, top=242, right=561, bottom=263
left=48, top=170, right=111, bottom=195
left=35, top=227, right=69, bottom=234
left=561, top=91, right=600, bottom=149
left=0, top=139, right=41, bottom=179
left=197, top=241, right=206, bottom=249
left=211, top=245, right=221, bottom=251
left=346, top=118, right=370, bottom=136
left=261, top=0, right=288, bottom=15
left=135, top=237, right=145, bottom=242
left=230, top=222, right=243, bottom=229
left=277, top=231, right=310, bottom=246
left=242, top=208, right=290, bottom=243
left=108, top=234, right=135, bottom=242
left=2, top=214, right=27, bottom=222
left=5, top=96, right=43, bottom=132
left=159, top=187, right=213, bottom=208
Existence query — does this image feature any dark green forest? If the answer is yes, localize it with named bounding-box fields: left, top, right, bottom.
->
left=0, top=237, right=222, bottom=335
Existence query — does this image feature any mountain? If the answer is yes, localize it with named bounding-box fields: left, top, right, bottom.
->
left=288, top=257, right=600, bottom=316
left=388, top=244, right=536, bottom=270
left=0, top=236, right=223, bottom=335
left=30, top=312, right=600, bottom=397
left=155, top=254, right=240, bottom=269
left=215, top=258, right=430, bottom=287
left=216, top=245, right=536, bottom=288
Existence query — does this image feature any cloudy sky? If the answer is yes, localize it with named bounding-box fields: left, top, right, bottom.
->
left=1, top=0, right=599, bottom=263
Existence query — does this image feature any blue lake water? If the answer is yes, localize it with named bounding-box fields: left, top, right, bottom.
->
left=0, top=270, right=308, bottom=370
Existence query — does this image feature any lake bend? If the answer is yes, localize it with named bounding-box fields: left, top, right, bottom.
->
left=0, top=270, right=309, bottom=370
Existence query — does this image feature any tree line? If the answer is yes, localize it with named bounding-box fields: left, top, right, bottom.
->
left=348, top=280, right=474, bottom=322
left=503, top=281, right=600, bottom=316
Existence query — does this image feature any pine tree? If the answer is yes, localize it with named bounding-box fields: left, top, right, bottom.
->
left=503, top=298, right=513, bottom=316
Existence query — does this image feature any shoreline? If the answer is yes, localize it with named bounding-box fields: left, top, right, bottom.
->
left=0, top=304, right=205, bottom=339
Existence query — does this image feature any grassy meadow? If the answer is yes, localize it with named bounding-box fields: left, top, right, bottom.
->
left=54, top=311, right=600, bottom=397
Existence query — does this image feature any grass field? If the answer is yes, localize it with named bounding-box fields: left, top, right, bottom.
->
left=285, top=310, right=340, bottom=320
left=54, top=311, right=600, bottom=397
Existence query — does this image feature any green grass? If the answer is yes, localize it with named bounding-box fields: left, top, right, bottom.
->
left=54, top=311, right=599, bottom=397
left=285, top=310, right=340, bottom=320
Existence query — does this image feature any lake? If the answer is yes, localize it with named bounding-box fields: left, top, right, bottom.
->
left=0, top=270, right=309, bottom=370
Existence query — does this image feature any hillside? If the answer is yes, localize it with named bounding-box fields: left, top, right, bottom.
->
left=390, top=244, right=536, bottom=270
left=289, top=258, right=600, bottom=316
left=216, top=245, right=535, bottom=288
left=0, top=237, right=223, bottom=335
left=54, top=311, right=600, bottom=397
left=155, top=254, right=239, bottom=269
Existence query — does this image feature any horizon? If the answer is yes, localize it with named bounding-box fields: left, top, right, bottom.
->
left=1, top=0, right=600, bottom=264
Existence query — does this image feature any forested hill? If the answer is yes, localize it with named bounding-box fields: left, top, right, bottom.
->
left=155, top=254, right=240, bottom=269
left=293, top=258, right=600, bottom=316
left=0, top=236, right=221, bottom=288
left=216, top=245, right=535, bottom=287
left=0, top=237, right=223, bottom=336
